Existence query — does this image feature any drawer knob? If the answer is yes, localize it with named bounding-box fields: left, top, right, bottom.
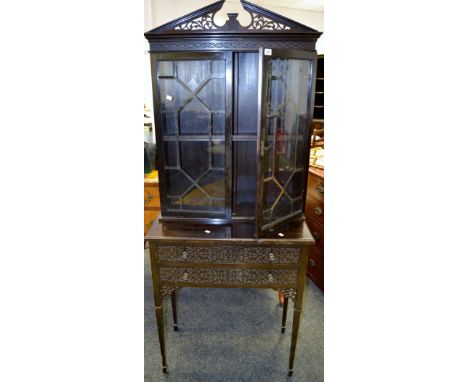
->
left=268, top=252, right=276, bottom=261
left=315, top=185, right=324, bottom=194
left=267, top=272, right=274, bottom=282
left=144, top=193, right=154, bottom=204
left=314, top=206, right=323, bottom=216
left=308, top=259, right=316, bottom=268
left=182, top=272, right=189, bottom=281
left=312, top=232, right=321, bottom=241
left=181, top=250, right=188, bottom=260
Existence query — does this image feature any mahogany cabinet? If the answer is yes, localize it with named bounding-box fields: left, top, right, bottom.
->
left=145, top=0, right=322, bottom=237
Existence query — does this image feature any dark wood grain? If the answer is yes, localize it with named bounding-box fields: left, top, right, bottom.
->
left=144, top=0, right=321, bottom=375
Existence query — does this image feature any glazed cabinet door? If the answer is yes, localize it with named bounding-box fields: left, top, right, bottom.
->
left=255, top=48, right=316, bottom=236
left=151, top=52, right=232, bottom=222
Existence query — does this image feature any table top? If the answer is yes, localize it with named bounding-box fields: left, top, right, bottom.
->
left=145, top=217, right=315, bottom=245
left=308, top=166, right=324, bottom=178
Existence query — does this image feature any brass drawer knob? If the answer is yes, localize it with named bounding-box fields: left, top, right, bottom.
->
left=314, top=206, right=323, bottom=216
left=308, top=259, right=316, bottom=268
left=182, top=272, right=189, bottom=281
left=268, top=252, right=276, bottom=261
left=181, top=250, right=188, bottom=260
left=144, top=193, right=154, bottom=204
left=267, top=272, right=274, bottom=282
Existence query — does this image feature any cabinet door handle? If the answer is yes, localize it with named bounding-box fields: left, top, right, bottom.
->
left=314, top=206, right=323, bottom=216
left=267, top=272, right=274, bottom=282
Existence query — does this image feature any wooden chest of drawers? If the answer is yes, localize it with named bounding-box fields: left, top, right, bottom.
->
left=305, top=167, right=324, bottom=291
left=144, top=178, right=160, bottom=236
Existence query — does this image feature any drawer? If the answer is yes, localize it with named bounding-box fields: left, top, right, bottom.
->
left=307, top=173, right=324, bottom=203
left=305, top=195, right=324, bottom=226
left=307, top=246, right=323, bottom=291
left=159, top=267, right=298, bottom=286
left=304, top=217, right=324, bottom=255
left=144, top=210, right=159, bottom=236
left=144, top=185, right=160, bottom=208
left=157, top=245, right=301, bottom=265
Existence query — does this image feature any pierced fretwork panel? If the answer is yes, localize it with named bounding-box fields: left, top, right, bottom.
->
left=158, top=59, right=227, bottom=214
left=261, top=58, right=311, bottom=227
left=248, top=13, right=291, bottom=31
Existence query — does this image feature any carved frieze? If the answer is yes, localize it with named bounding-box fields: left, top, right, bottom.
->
left=148, top=40, right=315, bottom=52
left=159, top=267, right=297, bottom=285
left=160, top=285, right=179, bottom=298
left=158, top=245, right=300, bottom=264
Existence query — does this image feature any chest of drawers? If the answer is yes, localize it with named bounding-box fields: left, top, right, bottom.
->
left=305, top=167, right=324, bottom=291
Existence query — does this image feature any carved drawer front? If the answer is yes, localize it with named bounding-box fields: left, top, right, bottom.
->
left=157, top=245, right=300, bottom=264
left=159, top=267, right=298, bottom=286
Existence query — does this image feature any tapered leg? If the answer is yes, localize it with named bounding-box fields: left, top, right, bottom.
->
left=155, top=305, right=168, bottom=373
left=281, top=296, right=289, bottom=333
left=171, top=290, right=178, bottom=331
left=288, top=308, right=302, bottom=376
left=149, top=242, right=168, bottom=373
left=287, top=247, right=310, bottom=377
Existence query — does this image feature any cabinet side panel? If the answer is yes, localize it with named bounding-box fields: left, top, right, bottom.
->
left=233, top=141, right=257, bottom=217
left=235, top=52, right=259, bottom=135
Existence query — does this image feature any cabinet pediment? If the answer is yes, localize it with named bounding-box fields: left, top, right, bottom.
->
left=144, top=0, right=321, bottom=37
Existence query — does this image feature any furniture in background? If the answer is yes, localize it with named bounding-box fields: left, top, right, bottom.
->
left=144, top=0, right=321, bottom=375
left=144, top=175, right=160, bottom=236
left=305, top=167, right=324, bottom=290
left=305, top=54, right=324, bottom=291
left=313, top=54, right=324, bottom=121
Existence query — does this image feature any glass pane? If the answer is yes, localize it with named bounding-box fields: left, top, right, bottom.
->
left=180, top=141, right=210, bottom=180
left=261, top=57, right=311, bottom=229
left=159, top=79, right=190, bottom=112
left=157, top=56, right=227, bottom=217
left=159, top=61, right=174, bottom=76
left=198, top=79, right=225, bottom=112
left=177, top=61, right=211, bottom=91
left=180, top=98, right=210, bottom=135
left=164, top=140, right=226, bottom=213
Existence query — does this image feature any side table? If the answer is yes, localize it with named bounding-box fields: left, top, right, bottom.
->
left=146, top=218, right=315, bottom=376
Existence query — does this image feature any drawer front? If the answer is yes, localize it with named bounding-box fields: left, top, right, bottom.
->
left=307, top=173, right=324, bottom=203
left=157, top=245, right=301, bottom=265
left=307, top=246, right=324, bottom=291
left=144, top=185, right=160, bottom=208
left=159, top=267, right=298, bottom=286
left=144, top=210, right=159, bottom=236
left=305, top=218, right=324, bottom=255
left=305, top=195, right=324, bottom=226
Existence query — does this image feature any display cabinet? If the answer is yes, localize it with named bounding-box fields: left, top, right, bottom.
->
left=145, top=0, right=321, bottom=237
left=145, top=1, right=322, bottom=376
